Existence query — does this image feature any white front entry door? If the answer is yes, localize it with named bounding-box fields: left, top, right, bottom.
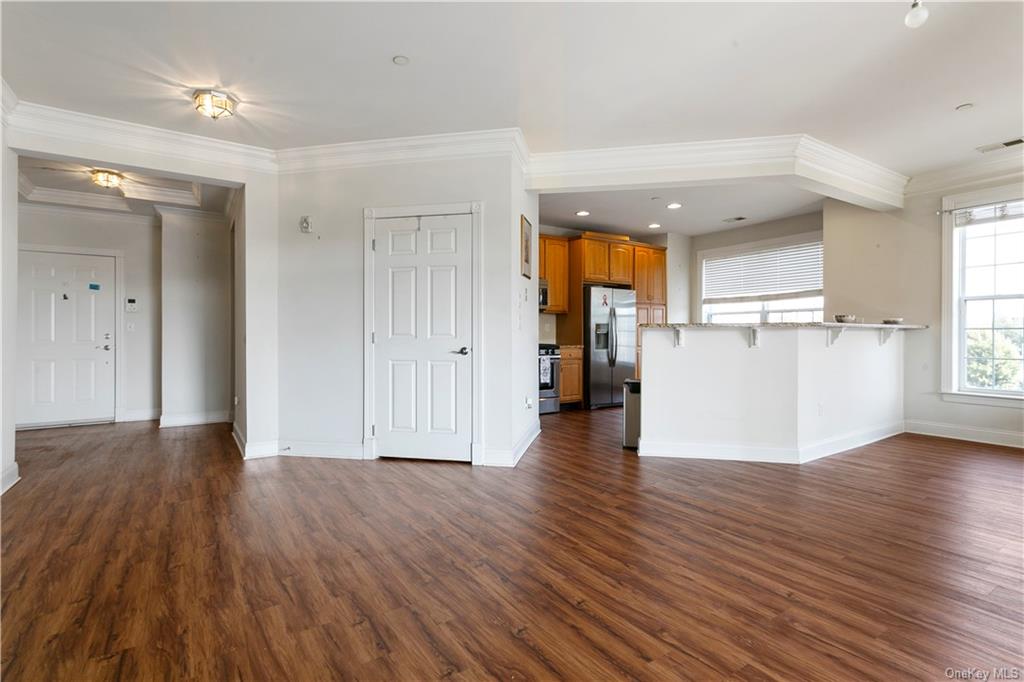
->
left=17, top=250, right=116, bottom=427
left=373, top=214, right=473, bottom=461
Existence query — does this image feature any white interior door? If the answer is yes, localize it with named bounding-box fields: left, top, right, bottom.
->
left=17, top=250, right=116, bottom=427
left=373, top=214, right=472, bottom=461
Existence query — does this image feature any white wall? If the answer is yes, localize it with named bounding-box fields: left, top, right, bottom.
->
left=277, top=154, right=538, bottom=463
left=1, top=145, right=19, bottom=492
left=664, top=232, right=691, bottom=323
left=823, top=184, right=1024, bottom=446
left=225, top=189, right=247, bottom=442
left=157, top=207, right=232, bottom=427
left=18, top=203, right=161, bottom=420
left=689, top=212, right=824, bottom=316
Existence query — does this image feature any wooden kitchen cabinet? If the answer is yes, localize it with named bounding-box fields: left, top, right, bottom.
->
left=649, top=249, right=666, bottom=304
left=539, top=236, right=569, bottom=314
left=633, top=245, right=667, bottom=304
left=582, top=239, right=610, bottom=282
left=608, top=243, right=634, bottom=284
left=560, top=346, right=583, bottom=403
left=634, top=246, right=651, bottom=302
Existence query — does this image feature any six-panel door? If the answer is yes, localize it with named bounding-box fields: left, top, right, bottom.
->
left=17, top=250, right=116, bottom=426
left=372, top=214, right=473, bottom=461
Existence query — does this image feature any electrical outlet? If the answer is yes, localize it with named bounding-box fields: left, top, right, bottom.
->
left=525, top=396, right=533, bottom=409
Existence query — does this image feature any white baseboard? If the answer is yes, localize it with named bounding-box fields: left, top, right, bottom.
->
left=638, top=439, right=800, bottom=463
left=477, top=420, right=540, bottom=467
left=116, top=408, right=160, bottom=423
left=905, top=419, right=1024, bottom=448
left=797, top=421, right=905, bottom=463
left=159, top=411, right=232, bottom=428
left=1, top=463, right=20, bottom=494
left=279, top=440, right=364, bottom=459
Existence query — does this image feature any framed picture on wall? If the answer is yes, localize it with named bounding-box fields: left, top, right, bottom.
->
left=520, top=215, right=532, bottom=279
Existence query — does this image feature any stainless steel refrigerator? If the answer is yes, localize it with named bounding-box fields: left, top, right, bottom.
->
left=583, top=286, right=636, bottom=408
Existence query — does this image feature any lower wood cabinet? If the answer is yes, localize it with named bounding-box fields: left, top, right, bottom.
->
left=560, top=346, right=583, bottom=403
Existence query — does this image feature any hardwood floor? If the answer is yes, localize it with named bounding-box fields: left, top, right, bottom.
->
left=2, top=410, right=1022, bottom=681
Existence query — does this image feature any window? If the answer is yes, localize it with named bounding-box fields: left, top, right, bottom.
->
left=701, top=237, right=824, bottom=324
left=951, top=197, right=1024, bottom=396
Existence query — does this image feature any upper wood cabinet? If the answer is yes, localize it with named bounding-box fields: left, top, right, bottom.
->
left=540, top=236, right=569, bottom=314
left=649, top=249, right=666, bottom=304
left=633, top=245, right=667, bottom=304
left=582, top=239, right=610, bottom=282
left=608, top=243, right=634, bottom=284
left=634, top=247, right=651, bottom=302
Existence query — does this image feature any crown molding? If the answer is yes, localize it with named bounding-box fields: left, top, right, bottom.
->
left=21, top=186, right=131, bottom=212
left=2, top=80, right=18, bottom=119
left=153, top=204, right=227, bottom=223
left=17, top=199, right=156, bottom=225
left=528, top=134, right=907, bottom=210
left=4, top=100, right=278, bottom=173
left=904, top=149, right=1024, bottom=197
left=276, top=128, right=529, bottom=174
left=121, top=179, right=201, bottom=207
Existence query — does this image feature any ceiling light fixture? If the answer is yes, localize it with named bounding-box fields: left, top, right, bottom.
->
left=648, top=223, right=661, bottom=229
left=192, top=89, right=237, bottom=119
left=91, top=169, right=123, bottom=189
left=666, top=202, right=682, bottom=210
left=392, top=55, right=410, bottom=66
left=904, top=0, right=929, bottom=28
left=575, top=210, right=590, bottom=217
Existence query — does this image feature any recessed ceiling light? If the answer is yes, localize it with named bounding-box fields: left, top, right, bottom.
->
left=192, top=89, right=237, bottom=119
left=575, top=210, right=590, bottom=217
left=904, top=0, right=929, bottom=28
left=666, top=202, right=683, bottom=210
left=648, top=223, right=661, bottom=229
left=91, top=169, right=123, bottom=189
left=955, top=102, right=974, bottom=112
left=392, top=55, right=410, bottom=66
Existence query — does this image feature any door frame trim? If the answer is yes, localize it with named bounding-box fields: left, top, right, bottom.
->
left=362, top=202, right=484, bottom=463
left=17, top=244, right=126, bottom=426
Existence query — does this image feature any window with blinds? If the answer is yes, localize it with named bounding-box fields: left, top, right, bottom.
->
left=701, top=239, right=824, bottom=324
left=953, top=197, right=1024, bottom=395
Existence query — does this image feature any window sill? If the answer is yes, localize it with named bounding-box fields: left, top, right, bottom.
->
left=941, top=391, right=1024, bottom=408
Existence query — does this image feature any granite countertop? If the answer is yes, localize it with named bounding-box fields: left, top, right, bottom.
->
left=641, top=322, right=928, bottom=330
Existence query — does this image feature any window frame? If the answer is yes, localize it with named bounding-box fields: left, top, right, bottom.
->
left=941, top=183, right=1024, bottom=404
left=697, top=231, right=824, bottom=324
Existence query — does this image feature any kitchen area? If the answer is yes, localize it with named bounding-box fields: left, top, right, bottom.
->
left=536, top=230, right=668, bottom=418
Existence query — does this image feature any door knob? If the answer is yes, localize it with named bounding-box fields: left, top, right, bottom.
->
left=102, top=344, right=111, bottom=351
left=452, top=347, right=469, bottom=355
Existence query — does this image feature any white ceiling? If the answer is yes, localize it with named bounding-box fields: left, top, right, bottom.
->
left=19, top=157, right=230, bottom=215
left=540, top=182, right=824, bottom=237
left=3, top=3, right=1021, bottom=177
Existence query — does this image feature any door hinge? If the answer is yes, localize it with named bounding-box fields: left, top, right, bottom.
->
left=371, top=331, right=375, bottom=344
left=371, top=238, right=376, bottom=251
left=371, top=425, right=375, bottom=436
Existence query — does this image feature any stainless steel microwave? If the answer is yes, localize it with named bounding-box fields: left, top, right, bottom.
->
left=538, top=278, right=549, bottom=311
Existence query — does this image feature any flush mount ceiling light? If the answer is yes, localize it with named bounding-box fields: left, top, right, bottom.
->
left=666, top=202, right=683, bottom=210
left=575, top=210, right=590, bottom=217
left=904, top=0, right=929, bottom=28
left=392, top=55, right=410, bottom=66
left=91, top=169, right=123, bottom=189
left=192, top=89, right=237, bottom=119
left=648, top=223, right=661, bottom=229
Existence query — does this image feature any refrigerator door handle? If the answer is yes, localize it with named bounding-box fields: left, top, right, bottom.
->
left=609, top=307, right=617, bottom=367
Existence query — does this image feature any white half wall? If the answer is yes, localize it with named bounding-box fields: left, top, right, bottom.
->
left=18, top=203, right=161, bottom=419
left=157, top=207, right=232, bottom=427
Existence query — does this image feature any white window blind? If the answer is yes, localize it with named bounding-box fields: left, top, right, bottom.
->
left=954, top=199, right=1024, bottom=227
left=703, top=241, right=823, bottom=303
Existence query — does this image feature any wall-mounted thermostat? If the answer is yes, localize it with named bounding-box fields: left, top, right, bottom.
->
left=125, top=297, right=138, bottom=313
